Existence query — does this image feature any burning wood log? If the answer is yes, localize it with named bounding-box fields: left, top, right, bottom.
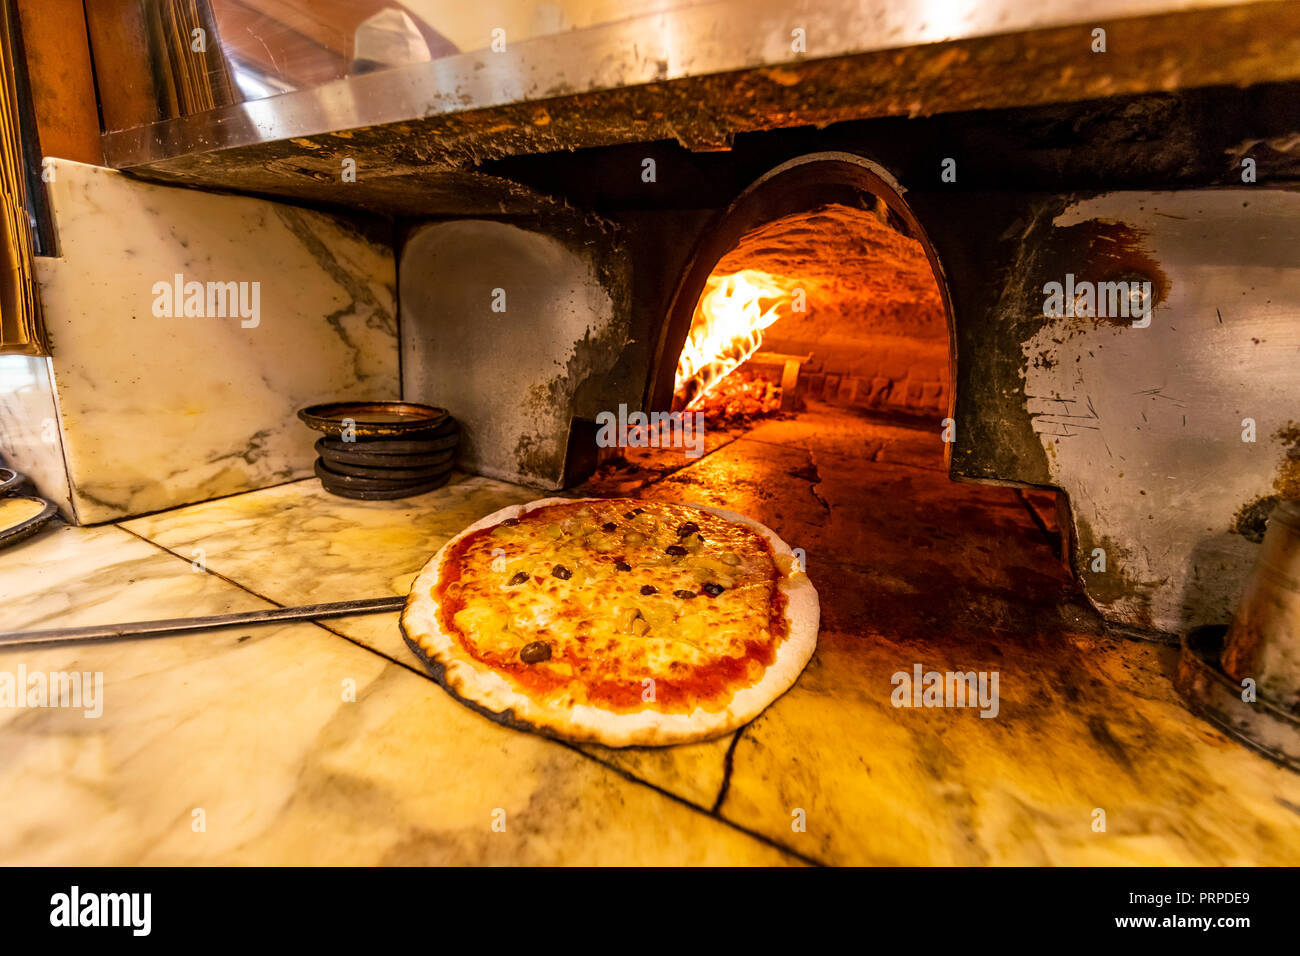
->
left=673, top=269, right=798, bottom=410
left=743, top=351, right=811, bottom=412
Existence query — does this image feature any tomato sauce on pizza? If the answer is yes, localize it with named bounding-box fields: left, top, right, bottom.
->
left=433, top=499, right=789, bottom=713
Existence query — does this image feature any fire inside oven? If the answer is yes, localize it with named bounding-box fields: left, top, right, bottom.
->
left=671, top=202, right=948, bottom=424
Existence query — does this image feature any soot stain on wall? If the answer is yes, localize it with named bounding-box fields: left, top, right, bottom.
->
left=1232, top=422, right=1300, bottom=543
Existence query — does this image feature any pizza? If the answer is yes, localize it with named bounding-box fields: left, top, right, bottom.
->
left=400, top=497, right=818, bottom=746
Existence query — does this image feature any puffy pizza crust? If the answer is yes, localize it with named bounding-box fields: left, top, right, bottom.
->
left=400, top=497, right=819, bottom=747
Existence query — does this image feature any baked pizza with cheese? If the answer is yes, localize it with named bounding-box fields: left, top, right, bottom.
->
left=400, top=497, right=818, bottom=746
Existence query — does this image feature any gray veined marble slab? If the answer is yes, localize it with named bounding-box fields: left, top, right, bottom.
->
left=14, top=159, right=399, bottom=524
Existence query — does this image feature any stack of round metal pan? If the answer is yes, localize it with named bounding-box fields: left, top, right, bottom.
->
left=297, top=402, right=458, bottom=500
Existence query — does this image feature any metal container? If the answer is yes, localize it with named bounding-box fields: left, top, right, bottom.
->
left=1222, top=499, right=1300, bottom=713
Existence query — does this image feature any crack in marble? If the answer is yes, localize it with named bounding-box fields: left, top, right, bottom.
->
left=799, top=449, right=831, bottom=513
left=563, top=738, right=821, bottom=867
left=711, top=730, right=744, bottom=814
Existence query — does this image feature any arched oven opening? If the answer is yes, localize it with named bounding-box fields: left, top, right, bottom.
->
left=646, top=153, right=956, bottom=430
left=660, top=155, right=953, bottom=452
left=579, top=154, right=1077, bottom=647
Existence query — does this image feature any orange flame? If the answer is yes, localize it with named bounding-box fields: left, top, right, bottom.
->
left=673, top=269, right=792, bottom=409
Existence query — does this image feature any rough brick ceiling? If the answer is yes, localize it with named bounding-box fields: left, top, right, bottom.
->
left=713, top=202, right=945, bottom=340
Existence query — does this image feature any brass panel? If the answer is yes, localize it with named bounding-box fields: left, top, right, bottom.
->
left=0, top=0, right=43, bottom=355
left=13, top=0, right=101, bottom=165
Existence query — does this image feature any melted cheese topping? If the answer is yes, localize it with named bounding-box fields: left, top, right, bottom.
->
left=435, top=499, right=788, bottom=714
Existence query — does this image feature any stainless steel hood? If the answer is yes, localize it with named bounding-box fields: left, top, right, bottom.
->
left=87, top=0, right=1300, bottom=215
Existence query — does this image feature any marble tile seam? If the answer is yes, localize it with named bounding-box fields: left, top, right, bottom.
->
left=565, top=738, right=825, bottom=867
left=110, top=521, right=425, bottom=670
left=801, top=447, right=833, bottom=514
left=711, top=728, right=744, bottom=814
left=110, top=476, right=316, bottom=528
left=43, top=365, right=83, bottom=526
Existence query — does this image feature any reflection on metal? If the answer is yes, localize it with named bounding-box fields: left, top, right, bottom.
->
left=0, top=595, right=408, bottom=647
left=0, top=0, right=43, bottom=354
left=1176, top=625, right=1300, bottom=772
left=1222, top=500, right=1300, bottom=713
left=97, top=0, right=1284, bottom=168
left=140, top=0, right=240, bottom=118
left=352, top=10, right=433, bottom=74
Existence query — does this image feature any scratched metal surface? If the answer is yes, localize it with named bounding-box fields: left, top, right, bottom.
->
left=1014, top=189, right=1300, bottom=633
left=100, top=0, right=1272, bottom=162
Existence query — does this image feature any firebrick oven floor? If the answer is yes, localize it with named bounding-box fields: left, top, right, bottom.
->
left=3, top=404, right=1299, bottom=865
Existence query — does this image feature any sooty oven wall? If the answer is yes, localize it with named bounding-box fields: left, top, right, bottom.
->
left=399, top=85, right=1300, bottom=637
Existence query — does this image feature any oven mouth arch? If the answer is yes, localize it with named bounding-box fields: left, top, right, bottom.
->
left=644, top=151, right=958, bottom=465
